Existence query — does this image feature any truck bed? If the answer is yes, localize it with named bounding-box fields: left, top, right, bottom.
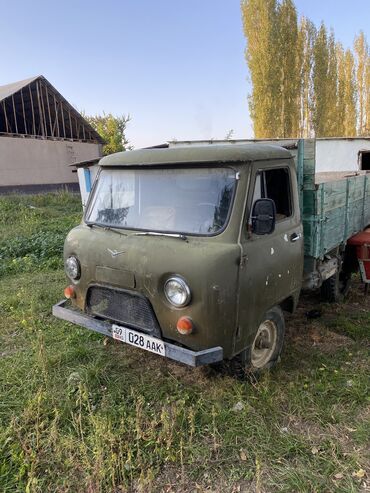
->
left=292, top=140, right=370, bottom=261
left=304, top=171, right=370, bottom=259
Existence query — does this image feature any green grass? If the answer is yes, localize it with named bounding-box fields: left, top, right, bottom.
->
left=0, top=192, right=81, bottom=277
left=0, top=193, right=369, bottom=492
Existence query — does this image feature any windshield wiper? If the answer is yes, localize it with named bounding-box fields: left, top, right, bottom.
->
left=130, top=231, right=188, bottom=241
left=87, top=224, right=187, bottom=240
left=87, top=223, right=128, bottom=236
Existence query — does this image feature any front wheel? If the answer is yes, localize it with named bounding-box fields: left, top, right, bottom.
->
left=231, top=306, right=285, bottom=378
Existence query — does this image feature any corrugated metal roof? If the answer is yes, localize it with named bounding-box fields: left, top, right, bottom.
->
left=99, top=144, right=291, bottom=167
left=0, top=75, right=39, bottom=102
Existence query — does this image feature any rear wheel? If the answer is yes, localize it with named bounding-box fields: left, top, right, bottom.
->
left=321, top=270, right=351, bottom=303
left=231, top=306, right=285, bottom=378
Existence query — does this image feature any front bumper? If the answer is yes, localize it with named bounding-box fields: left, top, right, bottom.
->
left=52, top=300, right=223, bottom=367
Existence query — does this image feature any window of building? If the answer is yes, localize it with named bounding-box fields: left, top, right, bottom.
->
left=359, top=151, right=370, bottom=171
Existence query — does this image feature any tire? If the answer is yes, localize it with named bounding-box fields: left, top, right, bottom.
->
left=230, top=306, right=285, bottom=379
left=321, top=270, right=351, bottom=303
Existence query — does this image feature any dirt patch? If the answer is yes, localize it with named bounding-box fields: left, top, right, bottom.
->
left=279, top=415, right=325, bottom=441
left=281, top=415, right=350, bottom=445
left=148, top=463, right=269, bottom=493
left=355, top=405, right=370, bottom=425
left=288, top=323, right=354, bottom=353
left=106, top=338, right=216, bottom=388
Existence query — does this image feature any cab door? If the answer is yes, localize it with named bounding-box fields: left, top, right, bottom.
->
left=235, top=159, right=304, bottom=354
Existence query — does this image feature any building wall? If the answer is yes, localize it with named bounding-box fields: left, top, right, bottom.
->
left=0, top=136, right=102, bottom=187
left=315, top=139, right=370, bottom=172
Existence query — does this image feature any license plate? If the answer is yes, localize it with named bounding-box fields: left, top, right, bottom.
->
left=111, top=324, right=166, bottom=357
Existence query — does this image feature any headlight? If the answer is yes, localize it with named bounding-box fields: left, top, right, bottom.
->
left=65, top=256, right=81, bottom=280
left=164, top=277, right=191, bottom=307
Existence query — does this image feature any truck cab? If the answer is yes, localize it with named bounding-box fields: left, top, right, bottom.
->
left=54, top=144, right=304, bottom=373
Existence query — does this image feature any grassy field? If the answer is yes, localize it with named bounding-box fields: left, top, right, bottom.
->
left=0, top=192, right=369, bottom=493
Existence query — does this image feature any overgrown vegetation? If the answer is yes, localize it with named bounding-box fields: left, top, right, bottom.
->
left=0, top=193, right=369, bottom=492
left=0, top=192, right=81, bottom=277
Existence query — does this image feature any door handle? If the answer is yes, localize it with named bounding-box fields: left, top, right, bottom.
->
left=290, top=232, right=301, bottom=242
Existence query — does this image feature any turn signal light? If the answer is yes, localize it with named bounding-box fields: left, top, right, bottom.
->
left=176, top=316, right=194, bottom=335
left=64, top=285, right=76, bottom=299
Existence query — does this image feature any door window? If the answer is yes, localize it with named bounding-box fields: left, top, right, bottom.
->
left=251, top=168, right=292, bottom=222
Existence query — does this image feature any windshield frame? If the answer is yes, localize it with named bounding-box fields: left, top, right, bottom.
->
left=84, top=164, right=239, bottom=238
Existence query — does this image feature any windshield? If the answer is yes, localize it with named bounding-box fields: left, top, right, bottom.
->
left=85, top=167, right=236, bottom=235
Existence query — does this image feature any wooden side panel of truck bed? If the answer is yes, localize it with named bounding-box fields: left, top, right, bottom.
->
left=299, top=140, right=370, bottom=259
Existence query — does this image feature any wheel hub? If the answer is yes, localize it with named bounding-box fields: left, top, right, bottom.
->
left=251, top=320, right=278, bottom=368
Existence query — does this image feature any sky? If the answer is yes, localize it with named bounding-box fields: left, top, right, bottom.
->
left=0, top=0, right=369, bottom=148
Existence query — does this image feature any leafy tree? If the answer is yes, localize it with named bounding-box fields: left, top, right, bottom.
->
left=298, top=17, right=315, bottom=137
left=85, top=113, right=131, bottom=155
left=241, top=1, right=367, bottom=138
left=354, top=32, right=369, bottom=135
left=365, top=54, right=370, bottom=134
left=326, top=31, right=339, bottom=136
left=276, top=0, right=300, bottom=137
left=241, top=0, right=280, bottom=138
left=343, top=49, right=357, bottom=136
left=312, top=23, right=330, bottom=136
left=336, top=43, right=346, bottom=136
left=337, top=44, right=357, bottom=137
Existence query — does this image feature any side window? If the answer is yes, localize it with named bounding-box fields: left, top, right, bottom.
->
left=250, top=168, right=292, bottom=223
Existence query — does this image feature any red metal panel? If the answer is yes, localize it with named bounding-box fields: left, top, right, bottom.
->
left=347, top=228, right=370, bottom=246
left=348, top=228, right=370, bottom=282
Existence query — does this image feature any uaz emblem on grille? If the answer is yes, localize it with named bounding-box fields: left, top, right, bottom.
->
left=107, top=248, right=125, bottom=257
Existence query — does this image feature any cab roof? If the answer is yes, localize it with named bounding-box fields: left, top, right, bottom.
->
left=99, top=144, right=291, bottom=167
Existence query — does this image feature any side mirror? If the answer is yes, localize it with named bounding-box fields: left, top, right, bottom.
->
left=251, top=198, right=276, bottom=235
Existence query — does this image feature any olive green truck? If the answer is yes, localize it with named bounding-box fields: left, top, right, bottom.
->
left=53, top=139, right=370, bottom=374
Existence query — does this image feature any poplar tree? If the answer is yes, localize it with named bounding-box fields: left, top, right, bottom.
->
left=343, top=50, right=357, bottom=136
left=241, top=0, right=280, bottom=137
left=241, top=1, right=366, bottom=138
left=276, top=0, right=300, bottom=137
left=326, top=31, right=339, bottom=136
left=313, top=23, right=330, bottom=136
left=365, top=54, right=370, bottom=134
left=337, top=44, right=357, bottom=137
left=336, top=43, right=346, bottom=136
left=298, top=17, right=315, bottom=137
left=354, top=32, right=369, bottom=135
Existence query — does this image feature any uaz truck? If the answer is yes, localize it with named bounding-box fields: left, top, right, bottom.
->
left=53, top=139, right=370, bottom=373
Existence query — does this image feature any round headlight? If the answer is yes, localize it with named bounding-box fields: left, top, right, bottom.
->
left=164, top=277, right=191, bottom=307
left=65, top=256, right=81, bottom=280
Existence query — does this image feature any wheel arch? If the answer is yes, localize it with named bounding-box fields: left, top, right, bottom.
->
left=279, top=293, right=299, bottom=313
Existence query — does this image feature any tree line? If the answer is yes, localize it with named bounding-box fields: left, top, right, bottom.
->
left=241, top=0, right=370, bottom=138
